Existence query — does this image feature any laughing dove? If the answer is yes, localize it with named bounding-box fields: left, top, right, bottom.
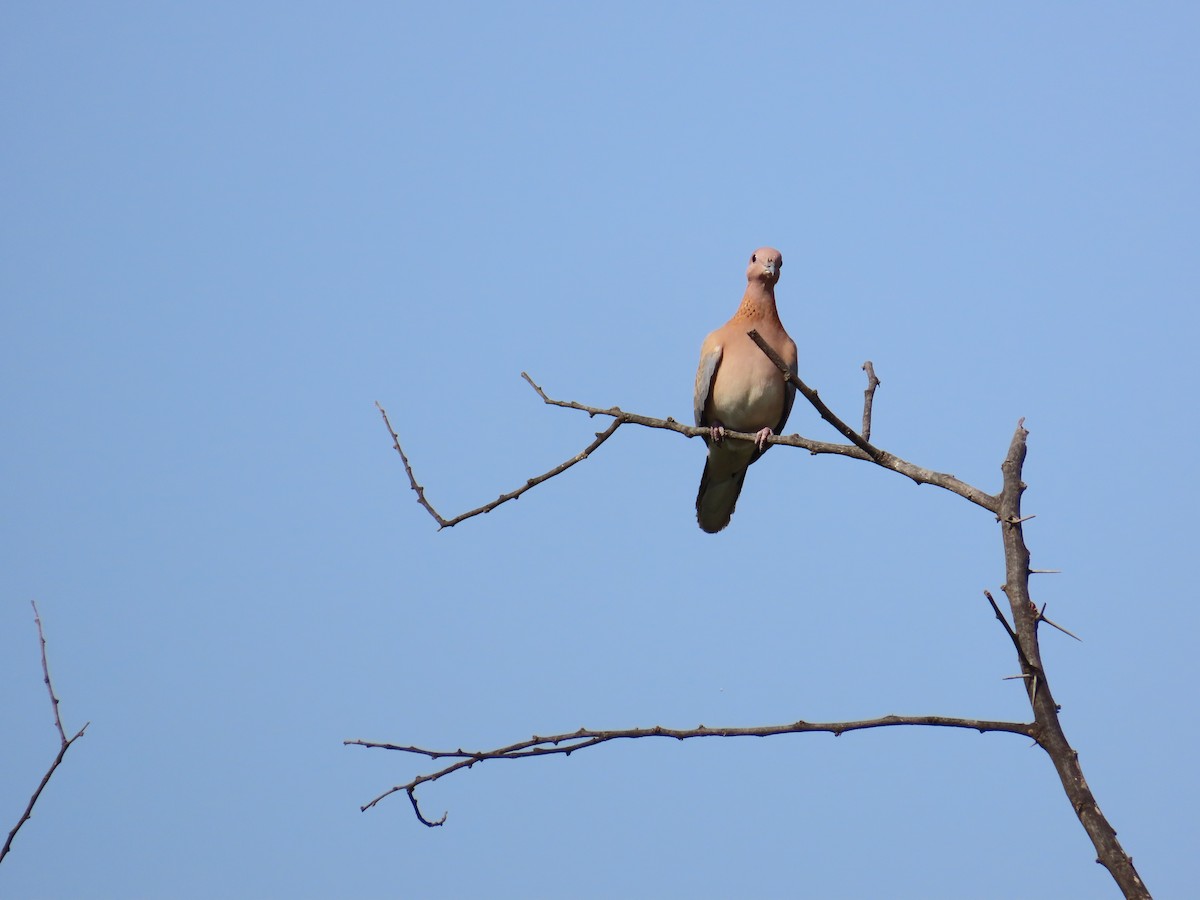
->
left=693, top=247, right=798, bottom=533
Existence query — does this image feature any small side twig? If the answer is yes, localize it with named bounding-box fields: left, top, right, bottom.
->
left=347, top=714, right=1036, bottom=825
left=2, top=602, right=88, bottom=866
left=983, top=589, right=1019, bottom=646
left=983, top=589, right=1035, bottom=673
left=861, top=360, right=881, bottom=441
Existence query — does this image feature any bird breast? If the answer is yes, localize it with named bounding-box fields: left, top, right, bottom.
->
left=708, top=348, right=786, bottom=433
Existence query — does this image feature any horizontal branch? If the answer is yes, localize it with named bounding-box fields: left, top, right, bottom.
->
left=521, top=370, right=1000, bottom=514
left=347, top=714, right=1035, bottom=826
left=381, top=355, right=1000, bottom=529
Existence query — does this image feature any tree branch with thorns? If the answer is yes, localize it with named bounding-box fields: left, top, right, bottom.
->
left=360, top=334, right=1150, bottom=899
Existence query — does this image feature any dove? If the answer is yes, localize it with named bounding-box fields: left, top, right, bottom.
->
left=693, top=247, right=798, bottom=533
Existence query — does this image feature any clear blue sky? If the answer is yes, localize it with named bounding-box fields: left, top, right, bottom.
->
left=3, top=3, right=1197, bottom=897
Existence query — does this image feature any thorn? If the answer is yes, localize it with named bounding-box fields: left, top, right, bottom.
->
left=1029, top=568, right=1062, bottom=574
left=1039, top=611, right=1083, bottom=642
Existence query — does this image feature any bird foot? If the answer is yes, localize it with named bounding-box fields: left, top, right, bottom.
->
left=754, top=427, right=774, bottom=451
left=708, top=423, right=726, bottom=443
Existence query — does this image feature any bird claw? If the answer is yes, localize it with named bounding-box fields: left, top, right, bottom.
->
left=709, top=423, right=726, bottom=443
left=754, top=427, right=774, bottom=451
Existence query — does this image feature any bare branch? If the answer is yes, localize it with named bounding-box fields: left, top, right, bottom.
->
left=2, top=603, right=88, bottom=866
left=995, top=421, right=1149, bottom=898
left=520, top=371, right=754, bottom=440
left=861, top=360, right=881, bottom=441
left=347, top=715, right=1035, bottom=823
left=746, top=331, right=997, bottom=510
left=377, top=400, right=622, bottom=529
left=381, top=367, right=1000, bottom=525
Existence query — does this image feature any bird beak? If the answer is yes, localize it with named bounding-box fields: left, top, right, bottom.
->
left=762, top=262, right=778, bottom=278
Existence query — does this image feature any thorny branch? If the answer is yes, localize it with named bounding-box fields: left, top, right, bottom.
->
left=993, top=422, right=1148, bottom=898
left=370, top=332, right=1150, bottom=897
left=1, top=602, right=88, bottom=866
left=347, top=715, right=1036, bottom=826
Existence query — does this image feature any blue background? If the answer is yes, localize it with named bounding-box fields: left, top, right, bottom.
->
left=3, top=4, right=1197, bottom=897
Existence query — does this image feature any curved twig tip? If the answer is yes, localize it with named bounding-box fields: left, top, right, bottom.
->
left=408, top=789, right=448, bottom=827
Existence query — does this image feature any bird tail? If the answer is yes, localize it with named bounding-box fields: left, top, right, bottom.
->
left=695, top=460, right=748, bottom=533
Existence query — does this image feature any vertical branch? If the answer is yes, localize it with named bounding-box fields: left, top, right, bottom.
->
left=861, top=361, right=880, bottom=442
left=996, top=422, right=1149, bottom=899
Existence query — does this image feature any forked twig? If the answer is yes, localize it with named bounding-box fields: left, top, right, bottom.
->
left=2, top=602, right=88, bottom=866
left=376, top=401, right=622, bottom=529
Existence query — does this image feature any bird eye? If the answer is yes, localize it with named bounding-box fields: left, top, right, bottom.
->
left=750, top=253, right=757, bottom=263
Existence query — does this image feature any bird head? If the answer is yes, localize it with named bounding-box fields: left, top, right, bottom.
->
left=746, top=247, right=782, bottom=286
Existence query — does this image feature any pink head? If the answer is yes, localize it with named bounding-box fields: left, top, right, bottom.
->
left=746, top=247, right=783, bottom=287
